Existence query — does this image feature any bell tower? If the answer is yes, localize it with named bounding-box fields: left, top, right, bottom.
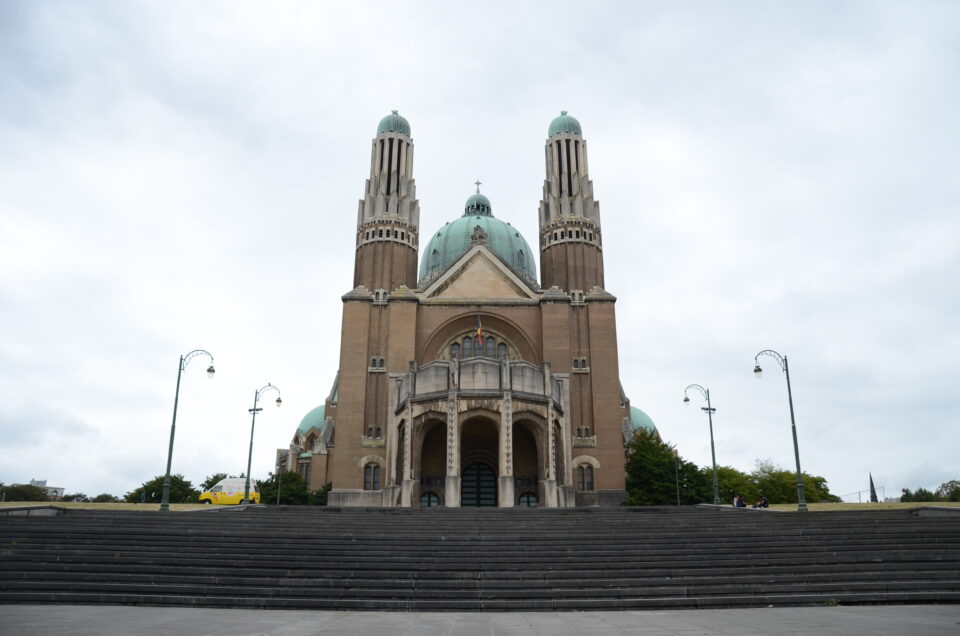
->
left=354, top=110, right=420, bottom=292
left=538, top=111, right=604, bottom=292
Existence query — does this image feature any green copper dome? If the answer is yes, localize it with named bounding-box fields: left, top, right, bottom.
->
left=419, top=193, right=537, bottom=287
left=297, top=405, right=326, bottom=435
left=377, top=110, right=411, bottom=136
left=629, top=406, right=658, bottom=435
left=548, top=111, right=582, bottom=137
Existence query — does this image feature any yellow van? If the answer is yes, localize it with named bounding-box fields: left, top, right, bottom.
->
left=199, top=478, right=260, bottom=505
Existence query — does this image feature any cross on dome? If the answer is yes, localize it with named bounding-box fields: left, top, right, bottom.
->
left=474, top=180, right=482, bottom=193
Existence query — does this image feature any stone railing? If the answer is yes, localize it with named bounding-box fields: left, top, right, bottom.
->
left=397, top=358, right=563, bottom=412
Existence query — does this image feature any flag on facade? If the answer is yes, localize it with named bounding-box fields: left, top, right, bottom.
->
left=476, top=315, right=484, bottom=344
left=869, top=472, right=879, bottom=503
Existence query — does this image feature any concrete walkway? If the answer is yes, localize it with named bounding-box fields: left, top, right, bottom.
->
left=2, top=604, right=959, bottom=636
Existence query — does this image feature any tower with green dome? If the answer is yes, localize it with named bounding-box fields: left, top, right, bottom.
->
left=354, top=110, right=420, bottom=292
left=539, top=111, right=605, bottom=292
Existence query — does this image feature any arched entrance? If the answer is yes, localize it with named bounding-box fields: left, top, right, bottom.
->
left=418, top=421, right=446, bottom=506
left=460, top=417, right=499, bottom=507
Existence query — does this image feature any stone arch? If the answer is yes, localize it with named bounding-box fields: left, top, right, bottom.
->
left=572, top=454, right=600, bottom=469
left=419, top=312, right=537, bottom=363
left=357, top=454, right=386, bottom=468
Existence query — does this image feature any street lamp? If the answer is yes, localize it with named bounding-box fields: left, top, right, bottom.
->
left=243, top=383, right=282, bottom=504
left=161, top=349, right=215, bottom=512
left=753, top=349, right=807, bottom=511
left=683, top=384, right=720, bottom=505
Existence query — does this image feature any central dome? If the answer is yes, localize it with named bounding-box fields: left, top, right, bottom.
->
left=418, top=192, right=537, bottom=287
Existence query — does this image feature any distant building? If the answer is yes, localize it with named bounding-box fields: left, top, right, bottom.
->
left=281, top=112, right=658, bottom=508
left=29, top=479, right=65, bottom=500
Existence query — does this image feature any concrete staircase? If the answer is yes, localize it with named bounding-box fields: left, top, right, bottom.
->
left=1, top=506, right=958, bottom=610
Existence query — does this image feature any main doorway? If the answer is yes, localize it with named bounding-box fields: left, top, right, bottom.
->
left=461, top=463, right=497, bottom=507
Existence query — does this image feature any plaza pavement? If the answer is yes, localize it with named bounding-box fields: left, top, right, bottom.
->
left=1, top=604, right=959, bottom=636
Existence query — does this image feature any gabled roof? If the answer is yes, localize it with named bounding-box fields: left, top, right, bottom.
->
left=420, top=244, right=540, bottom=302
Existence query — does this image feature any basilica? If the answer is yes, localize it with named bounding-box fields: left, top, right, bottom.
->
left=279, top=111, right=657, bottom=507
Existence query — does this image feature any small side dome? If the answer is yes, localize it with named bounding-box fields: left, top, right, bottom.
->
left=297, top=405, right=326, bottom=435
left=548, top=110, right=582, bottom=137
left=377, top=110, right=411, bottom=136
left=464, top=193, right=492, bottom=216
left=629, top=406, right=658, bottom=435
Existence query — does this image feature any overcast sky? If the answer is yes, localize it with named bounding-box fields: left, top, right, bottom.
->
left=1, top=1, right=957, bottom=502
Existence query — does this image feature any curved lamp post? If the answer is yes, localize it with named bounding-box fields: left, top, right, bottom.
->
left=243, top=383, right=282, bottom=504
left=683, top=384, right=720, bottom=505
left=161, top=349, right=215, bottom=512
left=754, top=349, right=807, bottom=512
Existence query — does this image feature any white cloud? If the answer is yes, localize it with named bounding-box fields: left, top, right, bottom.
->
left=1, top=1, right=958, bottom=500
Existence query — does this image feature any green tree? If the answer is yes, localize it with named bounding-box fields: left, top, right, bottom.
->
left=0, top=484, right=49, bottom=502
left=901, top=487, right=936, bottom=502
left=124, top=474, right=199, bottom=504
left=62, top=493, right=89, bottom=502
left=935, top=480, right=960, bottom=502
left=259, top=471, right=314, bottom=505
left=712, top=465, right=759, bottom=505
left=750, top=459, right=839, bottom=503
left=625, top=429, right=709, bottom=505
left=310, top=482, right=333, bottom=506
left=91, top=493, right=119, bottom=503
left=200, top=473, right=230, bottom=491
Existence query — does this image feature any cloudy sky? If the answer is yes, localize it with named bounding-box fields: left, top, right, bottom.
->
left=2, top=1, right=957, bottom=501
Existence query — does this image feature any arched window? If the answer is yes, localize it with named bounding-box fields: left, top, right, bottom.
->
left=451, top=343, right=460, bottom=359
left=573, top=359, right=580, bottom=369
left=498, top=343, right=507, bottom=359
left=374, top=427, right=381, bottom=438
left=577, top=465, right=594, bottom=491
left=485, top=336, right=495, bottom=357
left=518, top=493, right=538, bottom=507
left=366, top=427, right=373, bottom=438
left=364, top=463, right=381, bottom=490
left=420, top=492, right=440, bottom=508
left=463, top=336, right=473, bottom=357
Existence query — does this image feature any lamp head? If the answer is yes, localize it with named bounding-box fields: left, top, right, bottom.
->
left=275, top=396, right=283, bottom=408
left=206, top=365, right=216, bottom=379
left=683, top=395, right=691, bottom=405
left=753, top=365, right=762, bottom=378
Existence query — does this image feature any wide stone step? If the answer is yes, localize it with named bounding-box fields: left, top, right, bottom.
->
left=1, top=507, right=958, bottom=611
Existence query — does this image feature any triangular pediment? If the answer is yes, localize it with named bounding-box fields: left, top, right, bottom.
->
left=422, top=245, right=538, bottom=300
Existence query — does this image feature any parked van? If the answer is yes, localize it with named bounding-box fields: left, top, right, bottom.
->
left=199, top=478, right=260, bottom=505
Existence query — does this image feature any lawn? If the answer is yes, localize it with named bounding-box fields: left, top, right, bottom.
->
left=0, top=502, right=226, bottom=511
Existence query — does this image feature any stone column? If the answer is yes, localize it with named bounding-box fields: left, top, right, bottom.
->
left=542, top=368, right=558, bottom=507
left=444, top=391, right=461, bottom=507
left=399, top=402, right=414, bottom=507
left=498, top=391, right=515, bottom=507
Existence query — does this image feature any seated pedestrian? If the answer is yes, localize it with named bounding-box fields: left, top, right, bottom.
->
left=733, top=494, right=746, bottom=507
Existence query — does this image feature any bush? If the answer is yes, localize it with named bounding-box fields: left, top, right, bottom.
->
left=124, top=474, right=199, bottom=504
left=0, top=484, right=49, bottom=502
left=259, top=471, right=330, bottom=506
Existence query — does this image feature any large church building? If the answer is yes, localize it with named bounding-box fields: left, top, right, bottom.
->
left=281, top=111, right=657, bottom=508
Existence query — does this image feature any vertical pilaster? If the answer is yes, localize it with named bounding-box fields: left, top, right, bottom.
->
left=445, top=390, right=461, bottom=508
left=400, top=402, right=414, bottom=507
left=543, top=365, right=558, bottom=507
left=498, top=391, right=515, bottom=507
